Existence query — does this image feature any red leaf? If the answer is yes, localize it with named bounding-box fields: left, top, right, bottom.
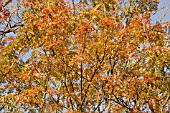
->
left=0, top=46, right=4, bottom=50
left=148, top=98, right=155, bottom=113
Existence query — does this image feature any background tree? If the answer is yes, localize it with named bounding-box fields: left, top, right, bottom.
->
left=0, top=0, right=170, bottom=112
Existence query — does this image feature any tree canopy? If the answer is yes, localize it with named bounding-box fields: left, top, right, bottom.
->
left=0, top=0, right=170, bottom=112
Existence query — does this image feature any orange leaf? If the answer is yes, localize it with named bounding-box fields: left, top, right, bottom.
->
left=148, top=98, right=155, bottom=113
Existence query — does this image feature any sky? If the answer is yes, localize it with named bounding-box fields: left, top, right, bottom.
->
left=67, top=0, right=170, bottom=23
left=151, top=0, right=170, bottom=23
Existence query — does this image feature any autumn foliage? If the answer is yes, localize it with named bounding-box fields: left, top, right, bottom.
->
left=0, top=0, right=170, bottom=112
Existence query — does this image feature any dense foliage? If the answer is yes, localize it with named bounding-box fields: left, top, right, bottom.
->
left=0, top=0, right=170, bottom=112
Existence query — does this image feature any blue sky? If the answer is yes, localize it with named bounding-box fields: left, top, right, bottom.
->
left=151, top=0, right=170, bottom=23
left=67, top=0, right=170, bottom=23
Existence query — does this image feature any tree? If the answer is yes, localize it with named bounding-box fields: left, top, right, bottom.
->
left=0, top=0, right=23, bottom=52
left=0, top=0, right=169, bottom=112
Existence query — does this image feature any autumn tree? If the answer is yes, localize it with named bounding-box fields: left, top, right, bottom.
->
left=0, top=0, right=170, bottom=112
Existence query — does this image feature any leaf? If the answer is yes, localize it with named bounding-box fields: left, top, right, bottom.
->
left=148, top=98, right=155, bottom=113
left=0, top=0, right=169, bottom=112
